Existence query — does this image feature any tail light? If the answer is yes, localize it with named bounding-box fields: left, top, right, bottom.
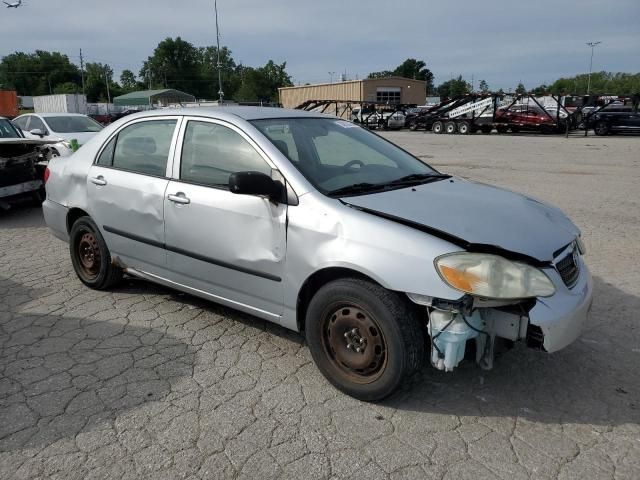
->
left=44, top=166, right=50, bottom=184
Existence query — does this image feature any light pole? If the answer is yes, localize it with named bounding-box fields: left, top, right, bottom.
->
left=586, top=41, right=601, bottom=95
left=328, top=72, right=335, bottom=84
left=214, top=0, right=224, bottom=102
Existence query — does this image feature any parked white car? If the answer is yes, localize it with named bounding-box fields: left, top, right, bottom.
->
left=12, top=113, right=103, bottom=157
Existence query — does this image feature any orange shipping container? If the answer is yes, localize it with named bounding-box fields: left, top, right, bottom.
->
left=0, top=90, right=19, bottom=118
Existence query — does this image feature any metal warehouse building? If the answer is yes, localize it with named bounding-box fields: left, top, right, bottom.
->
left=278, top=77, right=427, bottom=109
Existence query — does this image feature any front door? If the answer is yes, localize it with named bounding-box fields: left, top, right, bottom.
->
left=87, top=117, right=180, bottom=274
left=164, top=118, right=286, bottom=319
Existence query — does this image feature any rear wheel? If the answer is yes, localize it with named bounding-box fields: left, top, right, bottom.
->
left=457, top=121, right=470, bottom=135
left=594, top=121, right=610, bottom=136
left=305, top=278, right=424, bottom=401
left=69, top=216, right=122, bottom=289
left=445, top=121, right=457, bottom=134
left=481, top=125, right=492, bottom=134
left=409, top=122, right=417, bottom=131
left=432, top=121, right=444, bottom=134
left=496, top=126, right=508, bottom=134
left=510, top=126, right=521, bottom=133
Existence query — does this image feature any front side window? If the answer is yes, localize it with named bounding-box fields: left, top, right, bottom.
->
left=45, top=116, right=103, bottom=133
left=111, top=120, right=177, bottom=177
left=252, top=118, right=440, bottom=195
left=28, top=116, right=46, bottom=132
left=180, top=120, right=271, bottom=188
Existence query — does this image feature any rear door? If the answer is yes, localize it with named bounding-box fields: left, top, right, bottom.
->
left=87, top=116, right=181, bottom=275
left=163, top=117, right=286, bottom=319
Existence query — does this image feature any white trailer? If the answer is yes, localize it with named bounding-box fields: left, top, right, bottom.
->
left=33, top=94, right=87, bottom=114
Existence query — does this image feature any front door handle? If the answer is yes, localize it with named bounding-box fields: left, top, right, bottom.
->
left=167, top=192, right=190, bottom=205
left=90, top=176, right=107, bottom=186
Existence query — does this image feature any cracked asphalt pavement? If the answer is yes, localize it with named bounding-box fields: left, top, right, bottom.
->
left=1, top=132, right=639, bottom=479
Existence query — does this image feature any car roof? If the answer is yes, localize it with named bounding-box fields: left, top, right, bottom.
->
left=36, top=113, right=91, bottom=118
left=124, top=106, right=330, bottom=122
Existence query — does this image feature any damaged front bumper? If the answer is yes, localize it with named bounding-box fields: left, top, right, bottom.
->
left=528, top=258, right=593, bottom=353
left=416, top=255, right=593, bottom=371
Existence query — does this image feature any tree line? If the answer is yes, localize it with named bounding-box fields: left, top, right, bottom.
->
left=0, top=37, right=293, bottom=103
left=1, top=40, right=638, bottom=104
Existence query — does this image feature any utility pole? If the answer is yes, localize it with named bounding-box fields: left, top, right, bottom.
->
left=104, top=67, right=111, bottom=103
left=214, top=0, right=224, bottom=102
left=79, top=48, right=85, bottom=96
left=328, top=71, right=335, bottom=83
left=586, top=41, right=601, bottom=95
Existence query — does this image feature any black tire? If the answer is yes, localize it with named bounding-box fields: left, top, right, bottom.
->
left=69, top=216, right=122, bottom=290
left=496, top=126, right=508, bottom=134
left=305, top=278, right=424, bottom=401
left=510, top=126, right=520, bottom=133
left=409, top=122, right=417, bottom=131
left=432, top=121, right=444, bottom=134
left=481, top=125, right=492, bottom=134
left=457, top=121, right=470, bottom=135
left=594, top=121, right=610, bottom=136
left=445, top=121, right=457, bottom=134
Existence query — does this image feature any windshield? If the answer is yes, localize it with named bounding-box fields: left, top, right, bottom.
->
left=251, top=118, right=440, bottom=195
left=45, top=116, right=103, bottom=133
left=0, top=119, right=22, bottom=138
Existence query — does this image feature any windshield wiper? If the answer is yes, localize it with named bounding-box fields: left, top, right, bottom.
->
left=385, top=172, right=451, bottom=186
left=326, top=182, right=387, bottom=197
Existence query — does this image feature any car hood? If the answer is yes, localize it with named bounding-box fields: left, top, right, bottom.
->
left=342, top=177, right=579, bottom=263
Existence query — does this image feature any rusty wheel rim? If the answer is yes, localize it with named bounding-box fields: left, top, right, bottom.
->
left=77, top=231, right=101, bottom=278
left=322, top=305, right=387, bottom=384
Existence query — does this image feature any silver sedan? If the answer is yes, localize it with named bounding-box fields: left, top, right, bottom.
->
left=43, top=107, right=592, bottom=401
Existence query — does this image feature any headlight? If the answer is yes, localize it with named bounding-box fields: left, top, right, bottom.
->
left=575, top=236, right=586, bottom=255
left=435, top=253, right=555, bottom=299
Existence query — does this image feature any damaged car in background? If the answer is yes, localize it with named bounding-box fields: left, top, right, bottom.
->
left=0, top=116, right=57, bottom=209
left=42, top=107, right=593, bottom=401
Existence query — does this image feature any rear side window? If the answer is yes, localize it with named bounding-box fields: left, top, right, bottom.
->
left=13, top=116, right=29, bottom=130
left=96, top=136, right=116, bottom=166
left=180, top=121, right=271, bottom=187
left=111, top=120, right=177, bottom=177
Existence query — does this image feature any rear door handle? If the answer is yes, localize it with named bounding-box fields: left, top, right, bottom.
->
left=90, top=176, right=107, bottom=186
left=167, top=192, right=190, bottom=205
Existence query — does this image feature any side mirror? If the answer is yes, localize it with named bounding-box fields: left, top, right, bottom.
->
left=29, top=128, right=45, bottom=137
left=229, top=171, right=284, bottom=202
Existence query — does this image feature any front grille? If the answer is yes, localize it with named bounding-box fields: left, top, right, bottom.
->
left=556, top=250, right=580, bottom=287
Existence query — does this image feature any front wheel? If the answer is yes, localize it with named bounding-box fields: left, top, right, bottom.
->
left=594, top=121, right=610, bottom=136
left=305, top=278, right=424, bottom=401
left=69, top=216, right=122, bottom=290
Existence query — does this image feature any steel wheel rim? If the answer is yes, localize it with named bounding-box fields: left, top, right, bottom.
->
left=77, top=231, right=101, bottom=278
left=321, top=304, right=387, bottom=384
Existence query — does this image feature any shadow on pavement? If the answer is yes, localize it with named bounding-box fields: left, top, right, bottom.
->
left=0, top=277, right=194, bottom=452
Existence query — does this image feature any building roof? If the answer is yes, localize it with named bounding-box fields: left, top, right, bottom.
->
left=113, top=89, right=195, bottom=107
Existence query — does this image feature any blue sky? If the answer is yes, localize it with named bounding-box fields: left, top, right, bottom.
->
left=1, top=0, right=638, bottom=91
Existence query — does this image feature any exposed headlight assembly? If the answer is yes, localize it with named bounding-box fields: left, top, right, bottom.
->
left=435, top=253, right=555, bottom=299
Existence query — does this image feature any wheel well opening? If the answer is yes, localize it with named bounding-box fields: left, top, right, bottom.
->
left=296, top=267, right=378, bottom=332
left=66, top=208, right=89, bottom=233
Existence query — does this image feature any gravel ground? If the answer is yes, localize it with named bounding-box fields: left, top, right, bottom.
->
left=1, top=131, right=639, bottom=479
